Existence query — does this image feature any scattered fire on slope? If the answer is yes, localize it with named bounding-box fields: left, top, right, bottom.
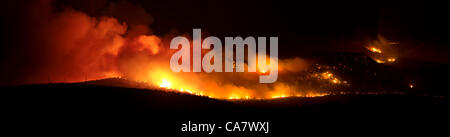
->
left=314, top=71, right=347, bottom=84
left=151, top=68, right=352, bottom=100
left=365, top=35, right=399, bottom=64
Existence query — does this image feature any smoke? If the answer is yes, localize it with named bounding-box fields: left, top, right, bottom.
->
left=1, top=0, right=321, bottom=99
left=0, top=0, right=152, bottom=85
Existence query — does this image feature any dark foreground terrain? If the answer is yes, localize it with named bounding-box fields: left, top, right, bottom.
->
left=2, top=80, right=448, bottom=136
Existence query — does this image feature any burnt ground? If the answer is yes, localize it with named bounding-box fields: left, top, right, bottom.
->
left=2, top=82, right=448, bottom=136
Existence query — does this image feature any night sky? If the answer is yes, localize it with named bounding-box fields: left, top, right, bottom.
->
left=3, top=0, right=447, bottom=59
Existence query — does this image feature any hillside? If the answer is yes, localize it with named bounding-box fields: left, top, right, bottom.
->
left=2, top=79, right=448, bottom=136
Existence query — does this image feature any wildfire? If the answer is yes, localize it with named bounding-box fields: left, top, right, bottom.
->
left=373, top=58, right=396, bottom=64
left=158, top=78, right=198, bottom=95
left=368, top=47, right=382, bottom=53
left=321, top=71, right=332, bottom=79
left=374, top=59, right=386, bottom=63
left=387, top=58, right=396, bottom=62
left=154, top=75, right=332, bottom=100
left=316, top=71, right=343, bottom=84
left=228, top=96, right=241, bottom=100
left=159, top=79, right=171, bottom=88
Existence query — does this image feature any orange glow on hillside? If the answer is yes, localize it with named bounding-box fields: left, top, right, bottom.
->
left=368, top=47, right=382, bottom=53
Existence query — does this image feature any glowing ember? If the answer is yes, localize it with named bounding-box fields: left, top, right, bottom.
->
left=316, top=71, right=343, bottom=84
left=373, top=58, right=396, bottom=64
left=300, top=92, right=329, bottom=97
left=229, top=96, right=241, bottom=100
left=387, top=58, right=396, bottom=62
left=365, top=36, right=399, bottom=65
left=321, top=71, right=333, bottom=79
left=332, top=78, right=339, bottom=84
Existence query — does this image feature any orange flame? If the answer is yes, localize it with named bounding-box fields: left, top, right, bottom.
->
left=368, top=47, right=382, bottom=53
